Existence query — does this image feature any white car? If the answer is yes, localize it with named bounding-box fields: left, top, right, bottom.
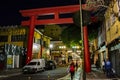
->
left=22, top=59, right=45, bottom=73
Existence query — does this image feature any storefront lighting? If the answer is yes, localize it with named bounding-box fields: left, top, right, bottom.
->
left=67, top=50, right=72, bottom=53
left=72, top=46, right=80, bottom=49
left=59, top=46, right=66, bottom=49
left=49, top=44, right=53, bottom=49
left=33, top=44, right=37, bottom=49
left=76, top=50, right=82, bottom=53
left=33, top=43, right=40, bottom=53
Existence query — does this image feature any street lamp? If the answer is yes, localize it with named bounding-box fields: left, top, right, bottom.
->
left=79, top=0, right=86, bottom=80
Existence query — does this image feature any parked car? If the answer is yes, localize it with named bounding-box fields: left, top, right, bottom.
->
left=22, top=59, right=45, bottom=73
left=45, top=60, right=56, bottom=70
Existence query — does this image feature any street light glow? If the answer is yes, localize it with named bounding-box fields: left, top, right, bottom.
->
left=49, top=44, right=53, bottom=49
left=72, top=46, right=80, bottom=49
left=59, top=46, right=66, bottom=49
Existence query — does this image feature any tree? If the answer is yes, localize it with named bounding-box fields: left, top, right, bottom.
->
left=61, top=24, right=81, bottom=48
left=73, top=10, right=103, bottom=40
left=73, top=10, right=91, bottom=27
left=61, top=9, right=104, bottom=47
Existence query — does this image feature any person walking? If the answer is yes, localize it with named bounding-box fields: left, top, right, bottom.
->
left=102, top=59, right=105, bottom=74
left=69, top=60, right=75, bottom=80
left=75, top=60, right=78, bottom=71
left=95, top=59, right=100, bottom=69
left=105, top=58, right=112, bottom=78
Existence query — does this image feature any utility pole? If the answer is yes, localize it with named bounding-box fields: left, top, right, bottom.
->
left=79, top=0, right=86, bottom=80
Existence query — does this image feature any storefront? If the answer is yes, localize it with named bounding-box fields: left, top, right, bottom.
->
left=99, top=45, right=107, bottom=68
left=4, top=44, right=26, bottom=69
left=108, top=42, right=120, bottom=77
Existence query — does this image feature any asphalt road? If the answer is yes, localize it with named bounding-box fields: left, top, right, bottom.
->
left=0, top=67, right=68, bottom=80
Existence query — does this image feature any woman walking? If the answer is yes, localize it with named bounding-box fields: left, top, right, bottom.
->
left=69, top=60, right=75, bottom=80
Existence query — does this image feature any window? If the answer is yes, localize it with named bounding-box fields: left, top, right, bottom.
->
left=38, top=62, right=40, bottom=65
left=11, top=35, right=26, bottom=42
left=0, top=36, right=8, bottom=42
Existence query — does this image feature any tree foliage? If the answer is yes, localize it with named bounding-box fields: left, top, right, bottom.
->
left=61, top=10, right=104, bottom=47
left=73, top=10, right=103, bottom=40
left=73, top=10, right=91, bottom=26
left=87, top=21, right=102, bottom=41
left=61, top=24, right=81, bottom=47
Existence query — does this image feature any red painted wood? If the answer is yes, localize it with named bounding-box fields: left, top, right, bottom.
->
left=20, top=5, right=80, bottom=17
left=26, top=16, right=35, bottom=64
left=20, top=5, right=91, bottom=73
left=21, top=18, right=73, bottom=26
left=83, top=26, right=91, bottom=73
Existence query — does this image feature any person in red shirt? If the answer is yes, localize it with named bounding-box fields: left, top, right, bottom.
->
left=69, top=60, right=75, bottom=80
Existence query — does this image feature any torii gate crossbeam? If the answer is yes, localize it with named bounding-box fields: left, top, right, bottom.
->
left=20, top=4, right=91, bottom=73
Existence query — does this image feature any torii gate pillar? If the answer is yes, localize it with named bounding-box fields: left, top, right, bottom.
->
left=26, top=15, right=35, bottom=63
left=83, top=26, right=91, bottom=72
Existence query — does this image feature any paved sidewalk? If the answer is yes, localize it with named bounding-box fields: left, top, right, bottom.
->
left=57, top=67, right=120, bottom=80
left=57, top=67, right=82, bottom=80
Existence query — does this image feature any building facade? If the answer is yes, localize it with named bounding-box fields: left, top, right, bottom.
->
left=105, top=0, right=120, bottom=77
left=0, top=26, right=51, bottom=69
left=90, top=0, right=120, bottom=77
left=103, top=0, right=120, bottom=76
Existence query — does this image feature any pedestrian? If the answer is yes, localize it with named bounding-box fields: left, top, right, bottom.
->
left=95, top=59, right=100, bottom=69
left=102, top=59, right=105, bottom=74
left=69, top=60, right=75, bottom=80
left=105, top=58, right=112, bottom=78
left=75, top=60, right=78, bottom=71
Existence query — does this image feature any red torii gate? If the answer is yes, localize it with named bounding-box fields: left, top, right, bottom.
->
left=20, top=5, right=91, bottom=73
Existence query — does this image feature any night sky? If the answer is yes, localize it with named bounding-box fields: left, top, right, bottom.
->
left=0, top=0, right=80, bottom=26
